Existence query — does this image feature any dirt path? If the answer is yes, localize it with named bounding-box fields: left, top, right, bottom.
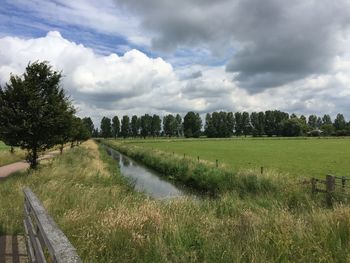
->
left=0, top=150, right=62, bottom=179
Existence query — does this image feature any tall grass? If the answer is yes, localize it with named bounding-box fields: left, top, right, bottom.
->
left=1, top=140, right=350, bottom=262
left=0, top=148, right=26, bottom=166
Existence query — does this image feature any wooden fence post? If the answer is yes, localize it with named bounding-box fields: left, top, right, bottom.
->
left=326, top=175, right=335, bottom=206
left=216, top=159, right=218, bottom=168
left=261, top=166, right=264, bottom=175
left=311, top=178, right=317, bottom=194
left=197, top=156, right=199, bottom=162
left=342, top=176, right=346, bottom=191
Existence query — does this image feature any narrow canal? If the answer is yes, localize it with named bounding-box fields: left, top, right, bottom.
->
left=104, top=146, right=187, bottom=199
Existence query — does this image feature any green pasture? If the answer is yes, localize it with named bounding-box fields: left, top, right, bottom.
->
left=130, top=137, right=350, bottom=178
left=0, top=141, right=25, bottom=166
left=0, top=141, right=9, bottom=150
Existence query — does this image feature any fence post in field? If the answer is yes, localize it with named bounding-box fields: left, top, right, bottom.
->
left=326, top=175, right=335, bottom=206
left=342, top=176, right=346, bottom=190
left=197, top=156, right=199, bottom=162
left=260, top=166, right=264, bottom=175
left=216, top=159, right=218, bottom=168
left=311, top=178, right=317, bottom=194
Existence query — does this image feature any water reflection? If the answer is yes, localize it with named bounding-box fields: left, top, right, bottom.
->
left=105, top=146, right=186, bottom=199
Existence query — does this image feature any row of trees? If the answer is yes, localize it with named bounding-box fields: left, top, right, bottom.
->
left=0, top=62, right=92, bottom=168
left=97, top=110, right=350, bottom=138
left=98, top=112, right=203, bottom=138
left=204, top=110, right=349, bottom=137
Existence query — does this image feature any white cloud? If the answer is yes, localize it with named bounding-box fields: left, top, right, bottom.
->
left=0, top=32, right=218, bottom=124
left=1, top=32, right=350, bottom=128
left=6, top=0, right=151, bottom=46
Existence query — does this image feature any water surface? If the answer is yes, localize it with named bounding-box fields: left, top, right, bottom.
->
left=105, top=146, right=187, bottom=199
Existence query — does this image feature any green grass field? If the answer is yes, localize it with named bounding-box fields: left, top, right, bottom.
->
left=129, top=138, right=350, bottom=178
left=0, top=141, right=25, bottom=166
left=0, top=141, right=9, bottom=150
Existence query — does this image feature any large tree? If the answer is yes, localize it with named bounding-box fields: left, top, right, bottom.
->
left=175, top=114, right=183, bottom=137
left=140, top=114, right=152, bottom=138
left=281, top=118, right=304, bottom=137
left=322, top=114, right=332, bottom=125
left=250, top=112, right=259, bottom=136
left=70, top=117, right=90, bottom=147
left=112, top=116, right=120, bottom=139
left=257, top=111, right=265, bottom=136
left=131, top=115, right=140, bottom=137
left=163, top=114, right=177, bottom=137
left=334, top=113, right=346, bottom=131
left=308, top=115, right=318, bottom=129
left=100, top=117, right=112, bottom=138
left=82, top=117, right=94, bottom=137
left=151, top=114, right=161, bottom=137
left=0, top=61, right=74, bottom=168
left=242, top=111, right=251, bottom=136
left=121, top=115, right=130, bottom=138
left=204, top=113, right=215, bottom=138
left=183, top=112, right=202, bottom=138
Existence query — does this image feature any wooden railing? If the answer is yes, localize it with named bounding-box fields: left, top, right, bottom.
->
left=23, top=187, right=82, bottom=263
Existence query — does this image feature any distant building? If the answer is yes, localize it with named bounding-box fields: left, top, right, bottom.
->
left=307, top=129, right=323, bottom=136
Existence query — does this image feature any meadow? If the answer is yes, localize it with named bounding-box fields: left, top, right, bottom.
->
left=1, top=139, right=350, bottom=262
left=128, top=137, right=350, bottom=179
left=0, top=141, right=25, bottom=166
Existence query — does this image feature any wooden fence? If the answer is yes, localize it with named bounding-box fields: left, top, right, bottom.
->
left=311, top=174, right=350, bottom=206
left=23, top=187, right=81, bottom=263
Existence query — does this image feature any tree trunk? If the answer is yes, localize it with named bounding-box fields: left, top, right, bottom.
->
left=10, top=146, right=14, bottom=154
left=30, top=147, right=38, bottom=169
left=71, top=141, right=74, bottom=148
left=60, top=144, right=64, bottom=155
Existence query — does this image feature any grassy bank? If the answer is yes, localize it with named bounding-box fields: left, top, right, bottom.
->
left=127, top=137, right=350, bottom=178
left=102, top=139, right=287, bottom=197
left=1, top=140, right=350, bottom=262
left=0, top=142, right=25, bottom=166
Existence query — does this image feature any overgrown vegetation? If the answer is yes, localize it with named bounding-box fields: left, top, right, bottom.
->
left=1, top=140, right=350, bottom=262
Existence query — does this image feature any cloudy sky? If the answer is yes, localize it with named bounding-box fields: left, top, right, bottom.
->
left=1, top=0, right=350, bottom=125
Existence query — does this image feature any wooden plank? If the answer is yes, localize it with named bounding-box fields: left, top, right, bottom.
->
left=23, top=218, right=35, bottom=263
left=0, top=235, right=28, bottom=263
left=24, top=210, right=46, bottom=263
left=23, top=187, right=81, bottom=263
left=16, top=236, right=29, bottom=263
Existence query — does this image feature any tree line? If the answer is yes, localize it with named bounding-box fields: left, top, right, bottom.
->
left=95, top=110, right=350, bottom=139
left=96, top=112, right=202, bottom=138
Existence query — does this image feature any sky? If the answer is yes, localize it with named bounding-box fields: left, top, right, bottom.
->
left=1, top=0, right=350, bottom=126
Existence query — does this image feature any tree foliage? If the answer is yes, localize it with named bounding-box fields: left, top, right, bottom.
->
left=184, top=112, right=202, bottom=138
left=121, top=115, right=130, bottom=138
left=100, top=117, right=112, bottom=138
left=95, top=111, right=350, bottom=139
left=112, top=116, right=120, bottom=138
left=0, top=61, right=75, bottom=168
left=131, top=115, right=140, bottom=137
